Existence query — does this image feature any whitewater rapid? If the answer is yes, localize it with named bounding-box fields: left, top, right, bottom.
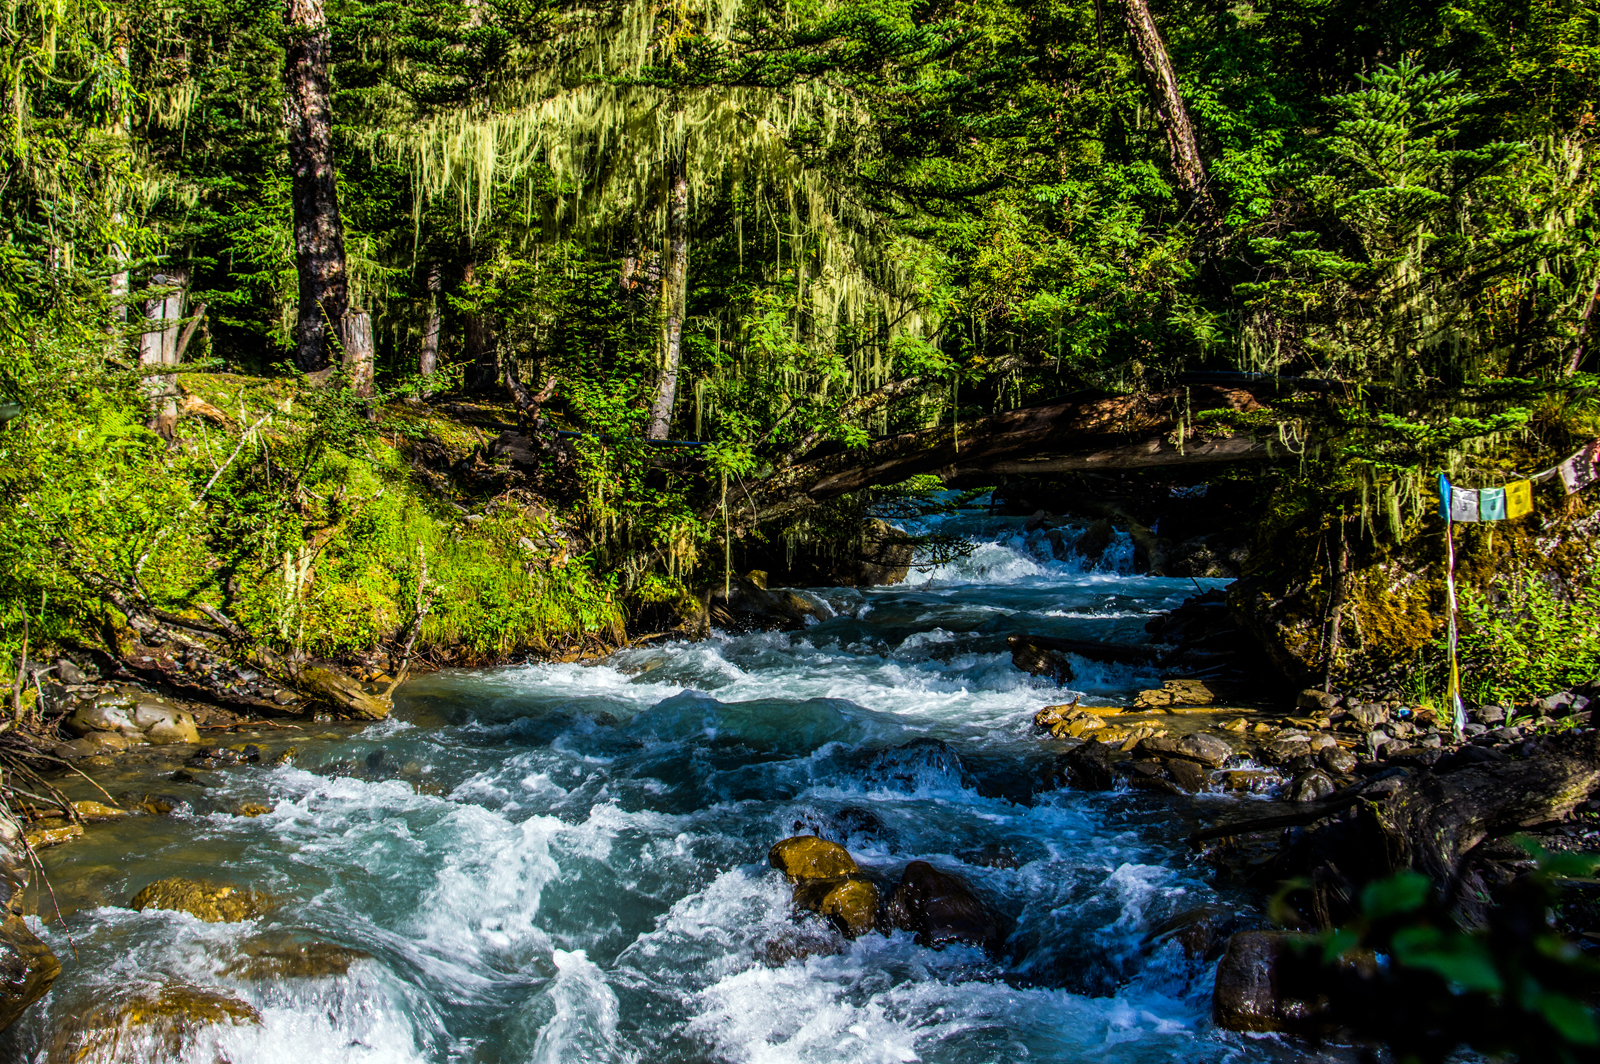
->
left=4, top=509, right=1320, bottom=1063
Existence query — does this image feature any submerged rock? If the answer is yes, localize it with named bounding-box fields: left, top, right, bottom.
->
left=130, top=878, right=273, bottom=923
left=859, top=738, right=973, bottom=792
left=768, top=836, right=859, bottom=882
left=791, top=875, right=880, bottom=939
left=756, top=928, right=846, bottom=968
left=886, top=860, right=1001, bottom=952
left=1143, top=906, right=1254, bottom=962
left=221, top=934, right=370, bottom=979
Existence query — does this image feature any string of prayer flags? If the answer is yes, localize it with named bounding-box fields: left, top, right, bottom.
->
left=1558, top=440, right=1600, bottom=496
left=1505, top=480, right=1533, bottom=519
left=1434, top=436, right=1600, bottom=524
left=1478, top=486, right=1507, bottom=521
left=1448, top=484, right=1481, bottom=523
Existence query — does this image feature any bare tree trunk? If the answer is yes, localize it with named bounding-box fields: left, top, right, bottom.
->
left=647, top=157, right=690, bottom=439
left=342, top=308, right=374, bottom=398
left=140, top=271, right=185, bottom=439
left=284, top=0, right=348, bottom=373
left=1122, top=0, right=1215, bottom=223
left=419, top=262, right=441, bottom=382
left=462, top=255, right=499, bottom=391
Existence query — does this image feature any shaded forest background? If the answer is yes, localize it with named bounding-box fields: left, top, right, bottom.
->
left=1, top=0, right=1598, bottom=691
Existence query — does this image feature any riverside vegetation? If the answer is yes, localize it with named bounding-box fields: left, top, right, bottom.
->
left=1, top=0, right=1600, bottom=1060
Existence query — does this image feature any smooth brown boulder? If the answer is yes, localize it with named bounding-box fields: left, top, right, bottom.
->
left=768, top=836, right=859, bottom=882
left=1176, top=732, right=1233, bottom=767
left=44, top=983, right=260, bottom=1061
left=1213, top=930, right=1326, bottom=1033
left=887, top=861, right=1000, bottom=952
left=791, top=875, right=880, bottom=939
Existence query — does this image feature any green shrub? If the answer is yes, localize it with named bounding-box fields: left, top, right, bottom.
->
left=1448, top=562, right=1600, bottom=705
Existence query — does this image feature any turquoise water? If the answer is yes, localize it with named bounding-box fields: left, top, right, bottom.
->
left=3, top=510, right=1318, bottom=1063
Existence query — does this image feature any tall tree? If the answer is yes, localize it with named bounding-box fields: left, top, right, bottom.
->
left=1122, top=0, right=1214, bottom=223
left=284, top=0, right=349, bottom=372
left=645, top=155, right=689, bottom=439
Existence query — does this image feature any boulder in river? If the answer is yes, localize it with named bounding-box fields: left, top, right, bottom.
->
left=44, top=982, right=260, bottom=1061
left=1054, top=738, right=1115, bottom=790
left=886, top=860, right=1001, bottom=952
left=791, top=875, right=880, bottom=939
left=1213, top=928, right=1373, bottom=1034
left=130, top=878, right=273, bottom=923
left=768, top=836, right=859, bottom=882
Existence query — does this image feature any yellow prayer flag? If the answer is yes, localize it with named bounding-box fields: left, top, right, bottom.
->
left=1505, top=479, right=1533, bottom=519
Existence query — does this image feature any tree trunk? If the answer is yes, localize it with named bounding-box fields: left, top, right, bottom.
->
left=419, top=262, right=441, bottom=381
left=646, top=157, right=690, bottom=439
left=139, top=271, right=185, bottom=439
left=1122, top=0, right=1215, bottom=223
left=284, top=0, right=348, bottom=373
left=462, top=256, right=499, bottom=391
left=342, top=308, right=374, bottom=398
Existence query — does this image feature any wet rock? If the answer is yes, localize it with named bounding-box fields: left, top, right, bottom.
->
left=1122, top=758, right=1180, bottom=795
left=117, top=792, right=188, bottom=816
left=791, top=875, right=880, bottom=939
left=44, top=982, right=260, bottom=1061
left=1261, top=739, right=1312, bottom=765
left=129, top=878, right=273, bottom=923
left=1055, top=738, right=1115, bottom=791
left=756, top=928, right=846, bottom=968
left=1074, top=519, right=1115, bottom=565
left=1347, top=702, right=1390, bottom=729
left=71, top=801, right=129, bottom=821
left=22, top=824, right=82, bottom=850
left=231, top=804, right=273, bottom=818
left=958, top=843, right=1021, bottom=870
left=1223, top=769, right=1279, bottom=793
left=1165, top=758, right=1209, bottom=793
left=136, top=702, right=201, bottom=745
left=55, top=659, right=89, bottom=686
left=1289, top=770, right=1336, bottom=803
left=1213, top=930, right=1324, bottom=1033
left=1176, top=733, right=1232, bottom=767
left=1143, top=906, right=1254, bottom=962
left=0, top=813, right=57, bottom=1034
left=1296, top=689, right=1342, bottom=713
left=768, top=836, right=859, bottom=883
left=886, top=860, right=1001, bottom=952
left=220, top=934, right=370, bottom=979
left=1319, top=746, right=1357, bottom=775
left=1133, top=678, right=1217, bottom=709
left=1213, top=929, right=1372, bottom=1034
left=66, top=696, right=139, bottom=737
left=859, top=738, right=973, bottom=792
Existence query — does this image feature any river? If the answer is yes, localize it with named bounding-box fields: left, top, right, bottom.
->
left=4, top=504, right=1321, bottom=1063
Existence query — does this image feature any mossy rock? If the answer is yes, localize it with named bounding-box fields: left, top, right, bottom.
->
left=768, top=836, right=858, bottom=883
left=129, top=878, right=273, bottom=923
left=44, top=982, right=259, bottom=1062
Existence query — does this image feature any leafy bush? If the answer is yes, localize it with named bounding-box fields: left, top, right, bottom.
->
left=1449, top=562, right=1600, bottom=705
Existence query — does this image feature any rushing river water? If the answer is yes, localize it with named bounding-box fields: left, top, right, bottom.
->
left=4, top=506, right=1327, bottom=1064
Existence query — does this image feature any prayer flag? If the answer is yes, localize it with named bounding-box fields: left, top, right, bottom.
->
left=1505, top=480, right=1533, bottom=519
left=1449, top=486, right=1480, bottom=523
left=1558, top=440, right=1600, bottom=495
left=1438, top=474, right=1451, bottom=521
left=1479, top=487, right=1507, bottom=521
